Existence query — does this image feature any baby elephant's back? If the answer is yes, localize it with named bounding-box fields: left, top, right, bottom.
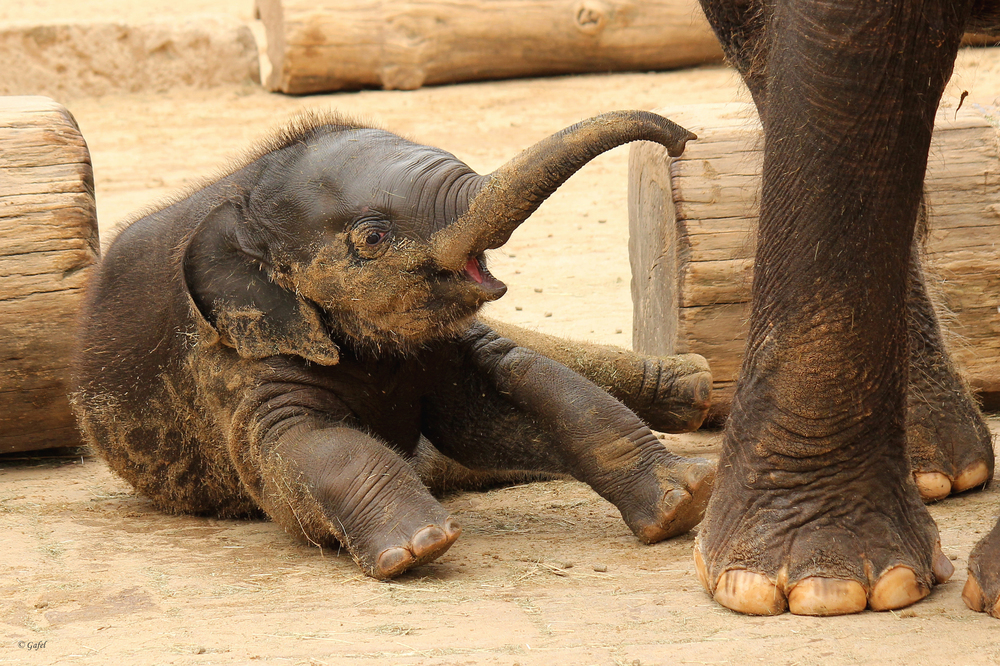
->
left=71, top=203, right=254, bottom=517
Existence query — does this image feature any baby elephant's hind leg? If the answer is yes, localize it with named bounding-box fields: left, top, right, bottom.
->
left=244, top=420, right=460, bottom=579
left=483, top=318, right=712, bottom=433
left=424, top=324, right=715, bottom=542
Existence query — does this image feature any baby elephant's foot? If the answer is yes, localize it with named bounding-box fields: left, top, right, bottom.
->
left=963, top=518, right=1000, bottom=618
left=296, top=431, right=464, bottom=580
left=342, top=486, right=462, bottom=580
left=374, top=517, right=462, bottom=579
left=611, top=446, right=716, bottom=543
left=628, top=355, right=713, bottom=434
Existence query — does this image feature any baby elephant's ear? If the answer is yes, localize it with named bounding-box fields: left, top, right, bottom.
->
left=183, top=203, right=340, bottom=366
left=213, top=299, right=340, bottom=366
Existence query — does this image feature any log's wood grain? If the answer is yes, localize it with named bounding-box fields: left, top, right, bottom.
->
left=0, top=96, right=97, bottom=453
left=258, top=0, right=724, bottom=94
left=629, top=102, right=1000, bottom=417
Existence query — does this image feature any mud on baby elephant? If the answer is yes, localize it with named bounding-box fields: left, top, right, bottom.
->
left=71, top=110, right=716, bottom=580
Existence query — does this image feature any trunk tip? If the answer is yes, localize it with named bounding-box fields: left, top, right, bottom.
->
left=667, top=131, right=698, bottom=157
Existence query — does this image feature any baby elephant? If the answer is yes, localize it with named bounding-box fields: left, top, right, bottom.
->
left=71, top=110, right=715, bottom=579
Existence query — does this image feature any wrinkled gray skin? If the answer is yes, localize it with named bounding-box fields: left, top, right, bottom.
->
left=690, top=0, right=1000, bottom=616
left=71, top=111, right=716, bottom=579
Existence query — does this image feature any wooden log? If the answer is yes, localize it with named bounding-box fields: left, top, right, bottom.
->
left=629, top=102, right=1000, bottom=418
left=0, top=96, right=97, bottom=453
left=258, top=0, right=724, bottom=94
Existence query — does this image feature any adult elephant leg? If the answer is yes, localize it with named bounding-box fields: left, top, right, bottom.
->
left=965, top=519, right=1000, bottom=617
left=693, top=0, right=967, bottom=615
left=906, top=221, right=994, bottom=501
left=953, top=2, right=1000, bottom=623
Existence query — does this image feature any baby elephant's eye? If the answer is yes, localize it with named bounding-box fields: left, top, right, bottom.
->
left=351, top=218, right=392, bottom=259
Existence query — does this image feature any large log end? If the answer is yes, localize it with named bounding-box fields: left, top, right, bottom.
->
left=0, top=96, right=97, bottom=453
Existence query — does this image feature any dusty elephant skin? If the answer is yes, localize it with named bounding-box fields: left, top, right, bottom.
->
left=904, top=213, right=994, bottom=502
left=70, top=110, right=715, bottom=580
left=692, top=0, right=1000, bottom=617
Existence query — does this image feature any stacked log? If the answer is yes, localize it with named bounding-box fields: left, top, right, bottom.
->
left=257, top=0, right=724, bottom=94
left=0, top=97, right=98, bottom=453
left=628, top=103, right=1000, bottom=417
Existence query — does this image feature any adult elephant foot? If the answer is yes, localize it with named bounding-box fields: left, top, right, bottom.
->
left=906, top=370, right=994, bottom=502
left=963, top=520, right=1000, bottom=618
left=689, top=0, right=973, bottom=620
left=693, top=422, right=954, bottom=616
left=905, top=252, right=994, bottom=501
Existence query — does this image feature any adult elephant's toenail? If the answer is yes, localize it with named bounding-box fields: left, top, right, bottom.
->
left=932, top=543, right=954, bottom=583
left=788, top=577, right=867, bottom=616
left=869, top=566, right=928, bottom=611
left=913, top=472, right=951, bottom=502
left=693, top=545, right=712, bottom=593
left=714, top=569, right=787, bottom=616
left=952, top=461, right=991, bottom=493
left=962, top=575, right=986, bottom=612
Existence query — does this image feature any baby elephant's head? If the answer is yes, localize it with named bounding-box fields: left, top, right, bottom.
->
left=184, top=111, right=694, bottom=359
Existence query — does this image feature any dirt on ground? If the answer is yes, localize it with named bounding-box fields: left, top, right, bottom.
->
left=4, top=3, right=1000, bottom=665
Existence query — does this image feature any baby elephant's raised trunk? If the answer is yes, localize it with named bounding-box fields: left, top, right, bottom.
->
left=432, top=110, right=696, bottom=271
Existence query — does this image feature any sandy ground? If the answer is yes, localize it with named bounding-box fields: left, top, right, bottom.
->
left=4, top=2, right=1000, bottom=664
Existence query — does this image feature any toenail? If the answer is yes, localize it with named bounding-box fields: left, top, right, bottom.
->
left=376, top=547, right=412, bottom=578
left=714, top=569, right=787, bottom=616
left=681, top=372, right=713, bottom=404
left=952, top=461, right=991, bottom=493
left=444, top=517, right=462, bottom=538
left=869, top=566, right=929, bottom=611
left=693, top=545, right=711, bottom=593
left=684, top=461, right=717, bottom=490
left=913, top=472, right=951, bottom=501
left=412, top=525, right=447, bottom=557
left=932, top=543, right=954, bottom=583
left=788, top=577, right=867, bottom=616
left=962, top=575, right=986, bottom=612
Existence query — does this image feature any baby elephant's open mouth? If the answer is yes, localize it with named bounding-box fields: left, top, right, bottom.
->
left=463, top=254, right=507, bottom=299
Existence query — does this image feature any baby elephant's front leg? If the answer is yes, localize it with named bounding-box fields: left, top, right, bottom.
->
left=467, top=325, right=715, bottom=542
left=235, top=411, right=460, bottom=579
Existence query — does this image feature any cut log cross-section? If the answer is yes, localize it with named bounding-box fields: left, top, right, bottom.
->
left=629, top=103, right=1000, bottom=419
left=0, top=96, right=98, bottom=453
left=257, top=0, right=724, bottom=94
